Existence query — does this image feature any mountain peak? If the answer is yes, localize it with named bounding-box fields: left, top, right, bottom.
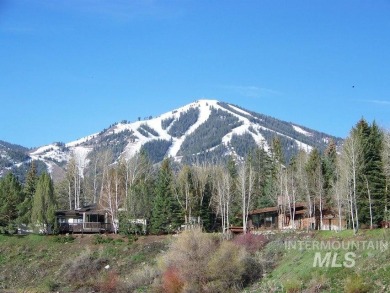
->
left=2, top=100, right=342, bottom=181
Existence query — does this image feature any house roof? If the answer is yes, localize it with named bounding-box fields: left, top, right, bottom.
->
left=56, top=204, right=106, bottom=217
left=249, top=206, right=278, bottom=215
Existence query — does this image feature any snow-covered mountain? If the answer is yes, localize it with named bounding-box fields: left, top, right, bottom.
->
left=1, top=99, right=342, bottom=181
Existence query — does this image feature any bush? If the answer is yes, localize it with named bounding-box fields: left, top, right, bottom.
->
left=344, top=275, right=370, bottom=293
left=159, top=228, right=259, bottom=293
left=93, top=234, right=114, bottom=244
left=126, top=264, right=159, bottom=292
left=96, top=270, right=121, bottom=293
left=161, top=266, right=184, bottom=293
left=304, top=274, right=329, bottom=293
left=206, top=241, right=247, bottom=292
left=282, top=278, right=302, bottom=293
left=242, top=256, right=263, bottom=286
left=127, top=234, right=138, bottom=244
left=43, top=279, right=60, bottom=292
left=52, top=235, right=75, bottom=243
left=232, top=233, right=268, bottom=253
left=160, top=228, right=217, bottom=292
left=62, top=249, right=108, bottom=283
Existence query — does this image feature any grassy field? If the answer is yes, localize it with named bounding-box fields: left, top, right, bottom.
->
left=0, top=229, right=389, bottom=293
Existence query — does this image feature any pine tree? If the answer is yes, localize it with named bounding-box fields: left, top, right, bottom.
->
left=18, top=161, right=38, bottom=225
left=226, top=156, right=241, bottom=226
left=150, top=159, right=182, bottom=234
left=250, top=145, right=275, bottom=207
left=363, top=121, right=385, bottom=225
left=353, top=119, right=386, bottom=226
left=354, top=119, right=371, bottom=226
left=0, top=173, right=23, bottom=233
left=270, top=137, right=286, bottom=210
left=198, top=180, right=215, bottom=231
left=306, top=148, right=324, bottom=229
left=323, top=140, right=337, bottom=207
left=31, top=173, right=57, bottom=233
left=382, top=130, right=390, bottom=222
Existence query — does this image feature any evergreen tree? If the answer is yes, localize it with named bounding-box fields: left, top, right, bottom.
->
left=250, top=145, right=275, bottom=207
left=120, top=151, right=155, bottom=234
left=31, top=173, right=57, bottom=233
left=271, top=137, right=285, bottom=206
left=198, top=180, right=215, bottom=231
left=306, top=148, right=324, bottom=229
left=150, top=159, right=182, bottom=234
left=18, top=161, right=38, bottom=225
left=354, top=119, right=386, bottom=226
left=0, top=173, right=23, bottom=233
left=226, top=156, right=241, bottom=226
left=365, top=122, right=385, bottom=225
left=354, top=119, right=371, bottom=226
left=323, top=140, right=337, bottom=207
left=382, top=130, right=390, bottom=222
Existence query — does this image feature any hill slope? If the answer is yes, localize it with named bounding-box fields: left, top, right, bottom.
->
left=1, top=230, right=389, bottom=292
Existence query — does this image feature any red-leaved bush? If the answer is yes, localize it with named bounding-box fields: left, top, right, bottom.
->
left=233, top=233, right=268, bottom=253
left=162, top=266, right=184, bottom=293
left=98, top=270, right=120, bottom=293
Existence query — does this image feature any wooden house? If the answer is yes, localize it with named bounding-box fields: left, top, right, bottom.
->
left=248, top=206, right=279, bottom=230
left=56, top=204, right=114, bottom=233
left=247, top=201, right=346, bottom=231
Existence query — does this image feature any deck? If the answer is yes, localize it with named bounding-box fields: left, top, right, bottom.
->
left=58, top=222, right=113, bottom=233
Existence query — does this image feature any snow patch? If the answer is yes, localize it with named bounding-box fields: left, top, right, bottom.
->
left=67, top=133, right=99, bottom=147
left=227, top=104, right=254, bottom=118
left=292, top=125, right=312, bottom=137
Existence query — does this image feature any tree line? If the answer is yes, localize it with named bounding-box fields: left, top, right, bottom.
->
left=0, top=118, right=389, bottom=235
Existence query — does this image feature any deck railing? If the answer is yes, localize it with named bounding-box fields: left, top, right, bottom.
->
left=58, top=222, right=113, bottom=233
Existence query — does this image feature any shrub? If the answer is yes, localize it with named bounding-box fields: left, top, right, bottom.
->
left=93, top=234, right=114, bottom=244
left=127, top=234, right=138, bottom=244
left=282, top=278, right=302, bottom=293
left=233, top=233, right=268, bottom=253
left=159, top=228, right=258, bottom=293
left=206, top=241, right=247, bottom=292
left=43, top=279, right=60, bottom=292
left=52, top=235, right=75, bottom=243
left=97, top=270, right=121, bottom=293
left=304, top=274, right=329, bottom=293
left=62, top=249, right=108, bottom=283
left=344, top=275, right=370, bottom=293
left=160, top=228, right=217, bottom=292
left=126, top=264, right=159, bottom=292
left=161, top=266, right=184, bottom=293
left=242, top=255, right=263, bottom=286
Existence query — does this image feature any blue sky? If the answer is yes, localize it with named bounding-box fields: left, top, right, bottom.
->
left=1, top=0, right=390, bottom=148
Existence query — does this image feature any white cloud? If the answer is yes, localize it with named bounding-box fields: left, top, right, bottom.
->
left=360, top=99, right=390, bottom=105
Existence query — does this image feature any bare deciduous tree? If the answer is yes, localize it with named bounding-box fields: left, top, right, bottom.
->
left=211, top=165, right=232, bottom=236
left=192, top=162, right=210, bottom=225
left=340, top=132, right=364, bottom=233
left=99, top=163, right=125, bottom=234
left=237, top=161, right=255, bottom=233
